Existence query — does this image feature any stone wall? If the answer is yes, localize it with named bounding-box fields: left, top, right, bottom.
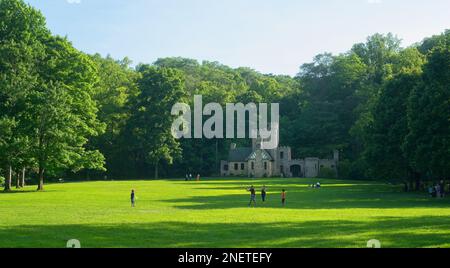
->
left=228, top=162, right=248, bottom=176
left=304, top=158, right=320, bottom=178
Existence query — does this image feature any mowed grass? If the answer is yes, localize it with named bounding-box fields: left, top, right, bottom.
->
left=0, top=178, right=449, bottom=248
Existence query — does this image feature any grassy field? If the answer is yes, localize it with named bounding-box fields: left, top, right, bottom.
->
left=0, top=178, right=449, bottom=248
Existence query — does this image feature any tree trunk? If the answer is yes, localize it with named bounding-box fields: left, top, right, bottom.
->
left=20, top=168, right=25, bottom=188
left=37, top=167, right=44, bottom=191
left=4, top=166, right=12, bottom=191
left=154, top=161, right=159, bottom=180
left=16, top=171, right=20, bottom=189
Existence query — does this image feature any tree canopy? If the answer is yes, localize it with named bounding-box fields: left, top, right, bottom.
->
left=1, top=0, right=449, bottom=189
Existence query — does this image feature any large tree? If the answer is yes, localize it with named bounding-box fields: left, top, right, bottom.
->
left=362, top=47, right=425, bottom=181
left=364, top=73, right=421, bottom=181
left=0, top=0, right=47, bottom=190
left=291, top=53, right=366, bottom=160
left=405, top=41, right=450, bottom=180
left=22, top=36, right=106, bottom=190
left=125, top=66, right=185, bottom=179
left=88, top=54, right=139, bottom=178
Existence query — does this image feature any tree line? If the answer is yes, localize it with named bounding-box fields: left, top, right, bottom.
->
left=1, top=0, right=449, bottom=191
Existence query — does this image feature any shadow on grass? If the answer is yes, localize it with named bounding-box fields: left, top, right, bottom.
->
left=0, top=216, right=449, bottom=248
left=0, top=190, right=39, bottom=194
left=0, top=189, right=61, bottom=194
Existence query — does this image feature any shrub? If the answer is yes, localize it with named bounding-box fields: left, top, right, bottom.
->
left=319, top=167, right=337, bottom=179
left=338, top=159, right=352, bottom=179
left=0, top=176, right=5, bottom=187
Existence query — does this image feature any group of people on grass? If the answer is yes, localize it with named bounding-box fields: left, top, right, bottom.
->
left=184, top=173, right=201, bottom=182
left=129, top=178, right=450, bottom=208
left=428, top=180, right=446, bottom=198
left=246, top=182, right=322, bottom=207
left=129, top=181, right=322, bottom=208
left=246, top=185, right=286, bottom=207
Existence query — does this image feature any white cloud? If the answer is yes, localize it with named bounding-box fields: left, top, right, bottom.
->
left=67, top=0, right=82, bottom=4
left=367, top=0, right=383, bottom=4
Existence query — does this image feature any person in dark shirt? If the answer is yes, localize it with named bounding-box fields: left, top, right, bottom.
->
left=248, top=186, right=256, bottom=207
left=131, top=189, right=136, bottom=207
left=261, top=186, right=267, bottom=203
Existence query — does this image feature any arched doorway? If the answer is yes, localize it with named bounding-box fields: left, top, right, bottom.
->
left=290, top=165, right=302, bottom=178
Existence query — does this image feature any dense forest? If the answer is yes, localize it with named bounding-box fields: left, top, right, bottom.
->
left=1, top=0, right=449, bottom=191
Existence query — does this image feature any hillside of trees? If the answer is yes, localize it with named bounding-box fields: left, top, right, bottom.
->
left=1, top=0, right=449, bottom=190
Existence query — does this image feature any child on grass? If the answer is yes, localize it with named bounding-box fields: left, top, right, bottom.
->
left=281, top=189, right=286, bottom=206
left=131, top=189, right=136, bottom=207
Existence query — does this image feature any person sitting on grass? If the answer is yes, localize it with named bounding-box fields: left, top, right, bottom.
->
left=281, top=189, right=286, bottom=206
left=248, top=186, right=257, bottom=207
left=131, top=189, right=136, bottom=207
left=261, top=185, right=267, bottom=203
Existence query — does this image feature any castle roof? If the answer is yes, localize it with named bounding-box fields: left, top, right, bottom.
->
left=247, top=149, right=273, bottom=161
left=227, top=147, right=275, bottom=162
left=228, top=147, right=253, bottom=162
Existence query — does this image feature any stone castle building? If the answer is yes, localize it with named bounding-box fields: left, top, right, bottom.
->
left=220, top=137, right=339, bottom=178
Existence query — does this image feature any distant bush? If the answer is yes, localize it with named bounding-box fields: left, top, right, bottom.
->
left=0, top=176, right=5, bottom=187
left=338, top=159, right=352, bottom=179
left=319, top=167, right=337, bottom=179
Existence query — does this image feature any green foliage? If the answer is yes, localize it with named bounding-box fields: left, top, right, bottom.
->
left=123, top=66, right=186, bottom=178
left=405, top=41, right=450, bottom=179
left=364, top=73, right=421, bottom=180
left=27, top=36, right=106, bottom=189
left=418, top=29, right=450, bottom=55
left=290, top=52, right=366, bottom=159
left=88, top=54, right=139, bottom=177
left=362, top=48, right=426, bottom=181
left=118, top=39, right=448, bottom=180
left=0, top=0, right=105, bottom=189
left=152, top=57, right=300, bottom=177
left=337, top=159, right=352, bottom=179
left=319, top=167, right=337, bottom=179
left=0, top=0, right=48, bottom=189
left=1, top=0, right=449, bottom=183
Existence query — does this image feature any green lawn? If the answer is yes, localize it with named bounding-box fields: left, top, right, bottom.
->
left=0, top=178, right=449, bottom=248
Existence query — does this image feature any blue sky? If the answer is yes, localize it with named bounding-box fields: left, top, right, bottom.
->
left=25, top=0, right=449, bottom=76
